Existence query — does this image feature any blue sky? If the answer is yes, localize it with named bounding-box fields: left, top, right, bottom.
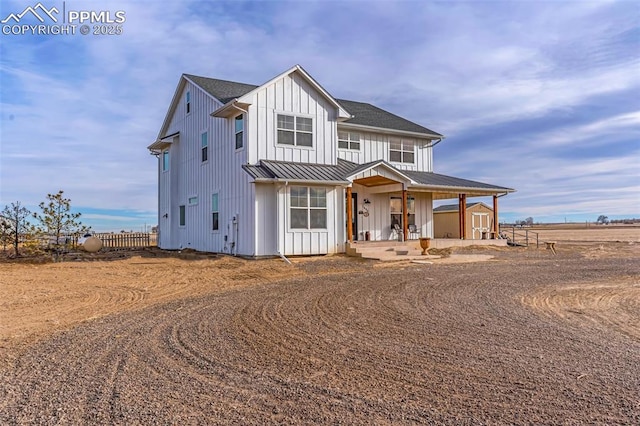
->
left=1, top=0, right=638, bottom=231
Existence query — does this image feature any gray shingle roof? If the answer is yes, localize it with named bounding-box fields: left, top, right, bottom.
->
left=336, top=99, right=442, bottom=137
left=434, top=202, right=484, bottom=213
left=183, top=73, right=442, bottom=136
left=184, top=74, right=258, bottom=104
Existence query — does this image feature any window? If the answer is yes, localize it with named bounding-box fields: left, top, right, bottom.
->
left=277, top=114, right=313, bottom=147
left=338, top=132, right=360, bottom=150
left=201, top=131, right=208, bottom=162
left=188, top=196, right=198, bottom=205
left=290, top=186, right=327, bottom=229
left=162, top=150, right=169, bottom=171
left=186, top=91, right=191, bottom=114
left=235, top=115, right=244, bottom=149
left=211, top=193, right=219, bottom=231
left=179, top=205, right=186, bottom=226
left=390, top=196, right=415, bottom=228
left=389, top=138, right=414, bottom=163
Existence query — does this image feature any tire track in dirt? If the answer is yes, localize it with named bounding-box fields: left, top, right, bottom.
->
left=521, top=275, right=640, bottom=340
left=1, top=254, right=639, bottom=424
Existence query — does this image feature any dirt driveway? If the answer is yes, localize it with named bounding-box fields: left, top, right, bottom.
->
left=1, top=244, right=638, bottom=424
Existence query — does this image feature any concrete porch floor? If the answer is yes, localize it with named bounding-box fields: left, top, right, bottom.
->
left=346, top=238, right=507, bottom=261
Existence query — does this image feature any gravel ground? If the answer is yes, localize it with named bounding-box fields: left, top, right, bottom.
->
left=1, top=246, right=638, bottom=424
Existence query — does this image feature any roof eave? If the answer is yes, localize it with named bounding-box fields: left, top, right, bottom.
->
left=411, top=184, right=515, bottom=195
left=147, top=131, right=179, bottom=152
left=252, top=178, right=351, bottom=186
left=346, top=160, right=416, bottom=184
left=233, top=64, right=352, bottom=119
left=338, top=122, right=444, bottom=140
left=211, top=99, right=251, bottom=118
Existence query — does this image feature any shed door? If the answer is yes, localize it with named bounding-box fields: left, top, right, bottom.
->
left=471, top=213, right=490, bottom=239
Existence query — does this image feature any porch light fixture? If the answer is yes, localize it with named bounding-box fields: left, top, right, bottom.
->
left=363, top=199, right=371, bottom=204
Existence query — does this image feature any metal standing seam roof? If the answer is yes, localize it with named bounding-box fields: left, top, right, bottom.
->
left=182, top=74, right=441, bottom=137
left=404, top=170, right=513, bottom=192
left=242, top=159, right=354, bottom=183
left=242, top=158, right=514, bottom=193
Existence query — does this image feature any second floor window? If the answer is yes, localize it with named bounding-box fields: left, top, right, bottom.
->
left=277, top=114, right=313, bottom=147
left=201, top=131, right=208, bottom=162
left=186, top=91, right=191, bottom=114
left=162, top=150, right=169, bottom=171
left=389, top=138, right=414, bottom=164
left=235, top=115, right=244, bottom=149
left=338, top=132, right=360, bottom=150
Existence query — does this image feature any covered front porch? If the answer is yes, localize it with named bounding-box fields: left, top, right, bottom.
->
left=346, top=237, right=508, bottom=261
left=344, top=160, right=514, bottom=244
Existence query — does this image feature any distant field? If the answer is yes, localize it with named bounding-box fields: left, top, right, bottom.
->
left=523, top=225, right=640, bottom=242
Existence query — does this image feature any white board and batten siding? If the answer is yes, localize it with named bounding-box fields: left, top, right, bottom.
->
left=246, top=71, right=338, bottom=166
left=275, top=185, right=344, bottom=256
left=158, top=79, right=257, bottom=255
left=337, top=130, right=433, bottom=172
left=351, top=183, right=433, bottom=241
left=243, top=70, right=346, bottom=256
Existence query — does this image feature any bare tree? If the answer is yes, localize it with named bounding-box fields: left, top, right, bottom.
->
left=596, top=215, right=609, bottom=224
left=1, top=201, right=32, bottom=257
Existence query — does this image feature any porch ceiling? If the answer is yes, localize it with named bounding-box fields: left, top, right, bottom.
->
left=353, top=175, right=400, bottom=187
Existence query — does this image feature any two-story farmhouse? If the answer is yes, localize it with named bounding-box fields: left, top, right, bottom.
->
left=148, top=65, right=514, bottom=256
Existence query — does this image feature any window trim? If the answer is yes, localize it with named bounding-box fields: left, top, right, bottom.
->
left=389, top=138, right=415, bottom=164
left=276, top=112, right=314, bottom=149
left=211, top=192, right=219, bottom=232
left=162, top=150, right=169, bottom=172
left=200, top=130, right=208, bottom=163
left=338, top=131, right=361, bottom=151
left=179, top=205, right=186, bottom=227
left=390, top=195, right=416, bottom=227
left=289, top=186, right=328, bottom=230
left=234, top=114, right=244, bottom=150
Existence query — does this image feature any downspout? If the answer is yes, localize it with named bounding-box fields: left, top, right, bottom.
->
left=276, top=182, right=291, bottom=264
left=426, top=137, right=444, bottom=148
left=229, top=103, right=248, bottom=115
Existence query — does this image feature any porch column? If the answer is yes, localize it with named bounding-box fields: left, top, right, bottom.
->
left=460, top=194, right=467, bottom=239
left=346, top=186, right=353, bottom=242
left=458, top=195, right=463, bottom=239
left=402, top=187, right=409, bottom=241
left=492, top=195, right=499, bottom=238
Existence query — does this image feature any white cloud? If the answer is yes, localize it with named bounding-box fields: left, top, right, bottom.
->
left=1, top=0, right=638, bottom=228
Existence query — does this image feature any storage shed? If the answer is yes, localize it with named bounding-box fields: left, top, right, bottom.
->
left=434, top=202, right=495, bottom=239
